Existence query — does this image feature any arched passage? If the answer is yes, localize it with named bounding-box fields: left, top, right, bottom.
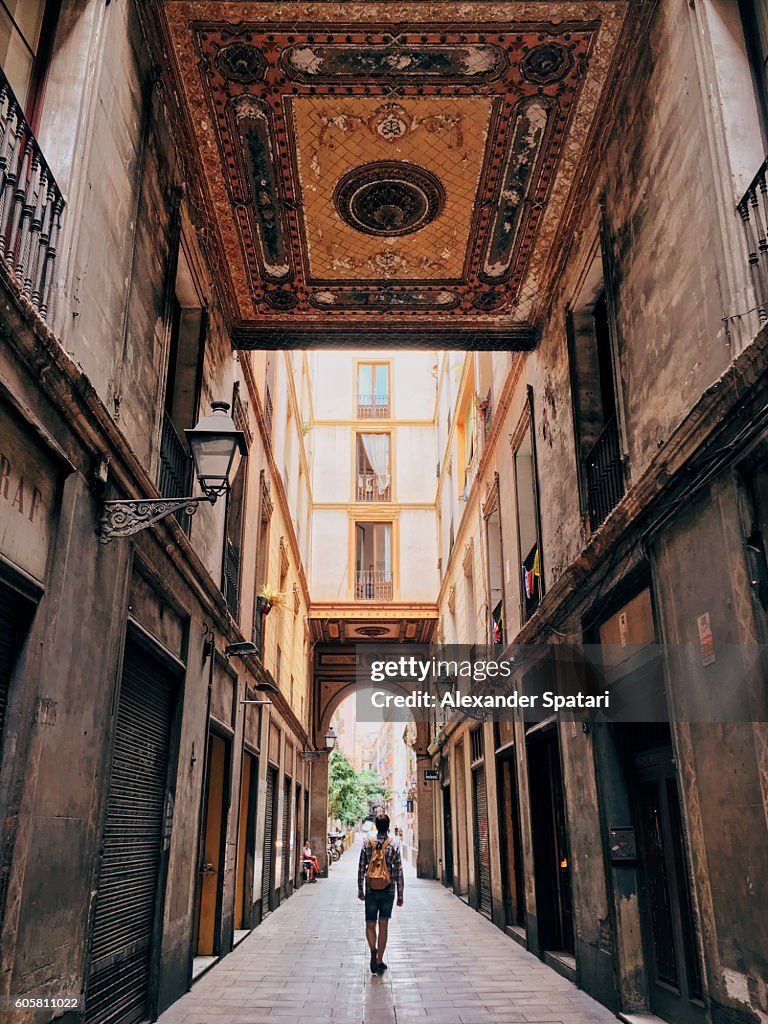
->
left=307, top=648, right=437, bottom=879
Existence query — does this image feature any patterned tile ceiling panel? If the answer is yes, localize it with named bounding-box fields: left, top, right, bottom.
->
left=156, top=2, right=646, bottom=347
left=293, top=96, right=493, bottom=282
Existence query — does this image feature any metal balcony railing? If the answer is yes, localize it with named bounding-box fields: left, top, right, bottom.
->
left=357, top=394, right=390, bottom=418
left=264, top=385, right=274, bottom=437
left=355, top=569, right=393, bottom=601
left=584, top=414, right=625, bottom=532
left=158, top=412, right=194, bottom=531
left=356, top=470, right=390, bottom=502
left=738, top=159, right=768, bottom=324
left=224, top=539, right=241, bottom=617
left=0, top=69, right=64, bottom=320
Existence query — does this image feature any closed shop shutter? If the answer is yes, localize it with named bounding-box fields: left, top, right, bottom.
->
left=473, top=768, right=492, bottom=918
left=261, top=767, right=276, bottom=909
left=281, top=778, right=291, bottom=890
left=0, top=583, right=33, bottom=750
left=84, top=638, right=176, bottom=1024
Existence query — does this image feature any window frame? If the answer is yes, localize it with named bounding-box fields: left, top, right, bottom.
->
left=0, top=0, right=62, bottom=131
left=511, top=388, right=544, bottom=625
left=740, top=0, right=768, bottom=148
left=354, top=429, right=392, bottom=502
left=350, top=516, right=397, bottom=600
left=355, top=360, right=391, bottom=419
left=221, top=384, right=249, bottom=621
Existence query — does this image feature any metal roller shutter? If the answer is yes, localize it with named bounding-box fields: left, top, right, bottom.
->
left=84, top=639, right=176, bottom=1024
left=473, top=768, right=492, bottom=918
left=261, top=767, right=276, bottom=910
left=281, top=778, right=291, bottom=890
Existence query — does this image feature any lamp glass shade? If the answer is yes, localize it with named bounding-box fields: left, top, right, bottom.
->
left=325, top=727, right=338, bottom=751
left=186, top=402, right=247, bottom=497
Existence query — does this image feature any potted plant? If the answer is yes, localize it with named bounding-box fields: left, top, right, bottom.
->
left=257, top=583, right=287, bottom=615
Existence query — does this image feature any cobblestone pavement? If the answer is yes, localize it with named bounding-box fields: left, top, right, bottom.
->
left=156, top=846, right=619, bottom=1024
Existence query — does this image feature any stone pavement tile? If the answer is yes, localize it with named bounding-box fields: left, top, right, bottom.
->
left=156, top=847, right=619, bottom=1024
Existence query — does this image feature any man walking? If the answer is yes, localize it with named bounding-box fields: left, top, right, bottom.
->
left=358, top=813, right=404, bottom=974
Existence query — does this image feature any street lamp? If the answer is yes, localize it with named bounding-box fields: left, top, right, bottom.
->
left=99, top=401, right=247, bottom=542
left=299, top=725, right=338, bottom=763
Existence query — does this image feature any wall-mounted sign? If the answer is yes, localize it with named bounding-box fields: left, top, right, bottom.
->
left=697, top=612, right=715, bottom=666
left=423, top=768, right=439, bottom=781
left=0, top=402, right=58, bottom=582
left=608, top=827, right=637, bottom=862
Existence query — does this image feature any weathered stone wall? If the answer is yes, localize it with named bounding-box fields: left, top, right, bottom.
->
left=653, top=471, right=768, bottom=1024
left=435, top=2, right=768, bottom=1020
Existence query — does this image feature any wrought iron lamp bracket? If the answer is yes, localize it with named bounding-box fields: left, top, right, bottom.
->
left=298, top=750, right=323, bottom=763
left=98, top=494, right=217, bottom=543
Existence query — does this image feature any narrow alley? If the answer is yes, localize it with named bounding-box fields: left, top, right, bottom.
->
left=156, top=849, right=613, bottom=1024
left=2, top=1, right=768, bottom=1022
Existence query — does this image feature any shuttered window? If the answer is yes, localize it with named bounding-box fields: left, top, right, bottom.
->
left=84, top=638, right=176, bottom=1024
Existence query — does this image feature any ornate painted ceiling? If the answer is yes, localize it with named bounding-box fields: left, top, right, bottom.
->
left=154, top=2, right=647, bottom=348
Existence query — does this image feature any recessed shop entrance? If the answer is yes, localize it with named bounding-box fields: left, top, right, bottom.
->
left=527, top=726, right=574, bottom=956
left=627, top=728, right=705, bottom=1024
left=84, top=634, right=179, bottom=1024
left=495, top=726, right=526, bottom=930
left=261, top=765, right=279, bottom=915
left=234, top=750, right=259, bottom=934
left=594, top=586, right=705, bottom=1024
left=196, top=732, right=231, bottom=958
left=442, top=784, right=454, bottom=888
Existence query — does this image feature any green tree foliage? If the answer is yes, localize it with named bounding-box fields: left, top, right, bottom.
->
left=328, top=750, right=392, bottom=827
left=357, top=769, right=390, bottom=809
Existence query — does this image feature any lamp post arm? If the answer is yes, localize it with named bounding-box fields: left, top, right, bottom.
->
left=98, top=495, right=217, bottom=543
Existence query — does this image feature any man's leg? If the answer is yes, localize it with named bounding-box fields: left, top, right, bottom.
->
left=365, top=892, right=379, bottom=972
left=376, top=918, right=389, bottom=962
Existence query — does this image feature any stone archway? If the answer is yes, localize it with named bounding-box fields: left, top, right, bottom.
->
left=308, top=651, right=436, bottom=879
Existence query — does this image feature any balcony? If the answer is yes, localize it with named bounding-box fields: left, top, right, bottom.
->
left=0, top=68, right=65, bottom=320
left=355, top=569, right=393, bottom=601
left=264, top=385, right=274, bottom=437
left=357, top=470, right=391, bottom=502
left=357, top=394, right=390, bottom=418
left=584, top=414, right=624, bottom=531
left=738, top=159, right=768, bottom=325
left=158, top=412, right=194, bottom=530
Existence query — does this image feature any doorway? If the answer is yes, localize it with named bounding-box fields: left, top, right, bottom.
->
left=280, top=776, right=292, bottom=899
left=196, top=732, right=230, bottom=958
left=527, top=728, right=574, bottom=954
left=497, top=753, right=526, bottom=928
left=294, top=785, right=302, bottom=885
left=627, top=727, right=704, bottom=1024
left=472, top=764, right=492, bottom=917
left=234, top=751, right=258, bottom=936
left=453, top=741, right=470, bottom=900
left=442, top=785, right=454, bottom=888
left=261, top=766, right=278, bottom=915
left=84, top=637, right=178, bottom=1024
